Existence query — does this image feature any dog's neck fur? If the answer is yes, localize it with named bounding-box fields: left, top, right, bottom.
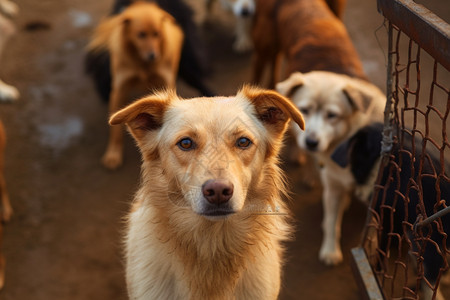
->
left=134, top=160, right=290, bottom=299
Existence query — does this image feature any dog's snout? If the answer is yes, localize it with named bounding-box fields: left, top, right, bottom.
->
left=147, top=52, right=156, bottom=61
left=202, top=179, right=234, bottom=205
left=305, top=136, right=319, bottom=151
left=240, top=7, right=251, bottom=17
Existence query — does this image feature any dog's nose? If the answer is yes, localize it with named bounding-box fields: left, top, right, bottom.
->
left=147, top=52, right=156, bottom=61
left=305, top=136, right=319, bottom=151
left=202, top=179, right=234, bottom=205
left=240, top=7, right=251, bottom=17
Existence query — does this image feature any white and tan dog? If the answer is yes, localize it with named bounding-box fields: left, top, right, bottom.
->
left=277, top=71, right=385, bottom=265
left=110, top=86, right=304, bottom=299
left=0, top=0, right=19, bottom=102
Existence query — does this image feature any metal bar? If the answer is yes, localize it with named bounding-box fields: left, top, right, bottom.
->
left=350, top=248, right=385, bottom=300
left=377, top=0, right=450, bottom=72
left=414, top=206, right=450, bottom=231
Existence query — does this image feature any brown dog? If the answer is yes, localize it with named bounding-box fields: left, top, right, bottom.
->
left=251, top=0, right=364, bottom=87
left=87, top=1, right=184, bottom=169
left=110, top=86, right=304, bottom=299
left=0, top=119, right=12, bottom=289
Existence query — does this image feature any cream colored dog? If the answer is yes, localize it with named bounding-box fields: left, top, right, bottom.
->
left=110, top=86, right=304, bottom=299
left=277, top=71, right=385, bottom=265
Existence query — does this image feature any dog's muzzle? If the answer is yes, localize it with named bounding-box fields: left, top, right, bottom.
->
left=200, top=179, right=235, bottom=217
left=305, top=135, right=319, bottom=152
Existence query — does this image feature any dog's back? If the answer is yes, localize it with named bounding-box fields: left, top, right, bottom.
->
left=252, top=0, right=365, bottom=86
left=277, top=0, right=365, bottom=79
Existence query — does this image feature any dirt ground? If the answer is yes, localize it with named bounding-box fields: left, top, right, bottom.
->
left=0, top=0, right=448, bottom=299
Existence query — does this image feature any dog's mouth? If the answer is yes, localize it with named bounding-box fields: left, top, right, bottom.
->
left=201, top=209, right=235, bottom=218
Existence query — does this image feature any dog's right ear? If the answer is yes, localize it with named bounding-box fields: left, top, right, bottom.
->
left=109, top=91, right=174, bottom=140
left=275, top=72, right=304, bottom=98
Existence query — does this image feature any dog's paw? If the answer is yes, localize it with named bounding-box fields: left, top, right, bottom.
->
left=233, top=37, right=253, bottom=53
left=319, top=246, right=343, bottom=266
left=0, top=80, right=19, bottom=103
left=101, top=150, right=123, bottom=170
left=0, top=0, right=19, bottom=17
left=1, top=202, right=12, bottom=223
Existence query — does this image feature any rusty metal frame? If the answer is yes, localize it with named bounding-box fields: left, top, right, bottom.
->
left=377, top=0, right=450, bottom=71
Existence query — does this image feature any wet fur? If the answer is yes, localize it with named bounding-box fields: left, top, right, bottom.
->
left=251, top=0, right=364, bottom=87
left=110, top=86, right=304, bottom=299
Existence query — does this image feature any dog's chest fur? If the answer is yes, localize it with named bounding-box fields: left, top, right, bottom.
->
left=125, top=186, right=287, bottom=300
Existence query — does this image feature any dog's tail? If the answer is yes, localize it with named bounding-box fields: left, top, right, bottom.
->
left=86, top=15, right=121, bottom=53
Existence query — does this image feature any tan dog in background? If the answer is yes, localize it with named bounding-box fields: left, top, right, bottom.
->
left=87, top=1, right=184, bottom=169
left=110, top=87, right=304, bottom=299
left=276, top=75, right=384, bottom=266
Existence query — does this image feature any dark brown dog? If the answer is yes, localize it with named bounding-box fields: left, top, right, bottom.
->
left=251, top=0, right=364, bottom=87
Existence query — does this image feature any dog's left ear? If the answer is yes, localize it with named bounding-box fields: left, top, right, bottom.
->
left=240, top=85, right=305, bottom=137
left=343, top=84, right=376, bottom=113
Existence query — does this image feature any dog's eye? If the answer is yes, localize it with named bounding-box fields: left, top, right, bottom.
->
left=137, top=31, right=147, bottom=39
left=153, top=31, right=159, bottom=37
left=299, top=107, right=309, bottom=115
left=236, top=137, right=252, bottom=149
left=177, top=138, right=195, bottom=151
left=327, top=112, right=338, bottom=119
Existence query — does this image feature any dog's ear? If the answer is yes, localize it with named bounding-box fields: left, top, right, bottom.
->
left=275, top=72, right=304, bottom=98
left=240, top=85, right=305, bottom=137
left=343, top=84, right=376, bottom=113
left=331, top=123, right=383, bottom=183
left=109, top=91, right=175, bottom=140
left=331, top=138, right=352, bottom=168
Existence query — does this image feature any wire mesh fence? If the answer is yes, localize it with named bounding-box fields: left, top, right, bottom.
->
left=356, top=0, right=450, bottom=299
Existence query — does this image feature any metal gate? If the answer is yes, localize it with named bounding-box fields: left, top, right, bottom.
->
left=352, top=0, right=450, bottom=299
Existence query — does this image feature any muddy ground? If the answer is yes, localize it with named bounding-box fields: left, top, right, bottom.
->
left=0, top=0, right=449, bottom=299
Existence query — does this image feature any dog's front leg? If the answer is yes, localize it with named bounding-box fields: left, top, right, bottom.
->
left=319, top=169, right=351, bottom=265
left=102, top=79, right=130, bottom=170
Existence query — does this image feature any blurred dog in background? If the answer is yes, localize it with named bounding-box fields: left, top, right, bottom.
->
left=85, top=0, right=214, bottom=104
left=87, top=1, right=183, bottom=169
left=0, top=0, right=19, bottom=102
left=214, top=0, right=255, bottom=52
left=266, top=0, right=385, bottom=266
left=251, top=0, right=353, bottom=87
